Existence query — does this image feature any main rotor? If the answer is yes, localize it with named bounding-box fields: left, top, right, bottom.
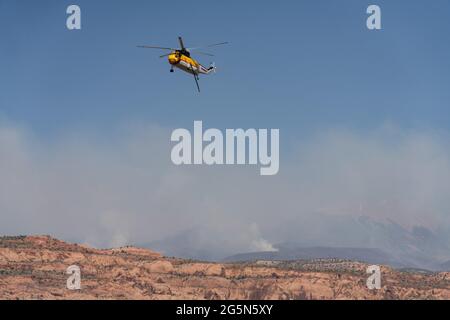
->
left=137, top=36, right=228, bottom=58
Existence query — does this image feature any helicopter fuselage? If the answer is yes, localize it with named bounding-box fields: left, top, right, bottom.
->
left=168, top=52, right=212, bottom=75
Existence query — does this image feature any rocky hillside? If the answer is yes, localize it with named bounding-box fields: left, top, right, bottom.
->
left=0, top=236, right=449, bottom=300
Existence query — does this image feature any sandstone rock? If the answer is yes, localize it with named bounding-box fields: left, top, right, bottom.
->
left=144, top=260, right=174, bottom=274
left=1, top=236, right=449, bottom=300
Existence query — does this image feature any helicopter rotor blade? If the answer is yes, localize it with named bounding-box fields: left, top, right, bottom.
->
left=206, top=42, right=229, bottom=48
left=159, top=53, right=171, bottom=58
left=192, top=51, right=215, bottom=57
left=137, top=45, right=177, bottom=50
left=189, top=65, right=201, bottom=93
left=178, top=37, right=186, bottom=50
left=193, top=73, right=200, bottom=92
left=188, top=42, right=229, bottom=51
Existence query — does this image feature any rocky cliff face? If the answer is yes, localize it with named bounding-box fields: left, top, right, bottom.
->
left=0, top=236, right=449, bottom=300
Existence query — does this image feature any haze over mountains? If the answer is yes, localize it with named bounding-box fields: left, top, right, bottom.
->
left=2, top=123, right=450, bottom=272
left=146, top=214, right=450, bottom=271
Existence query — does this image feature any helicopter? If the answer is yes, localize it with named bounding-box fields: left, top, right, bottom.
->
left=137, top=37, right=228, bottom=92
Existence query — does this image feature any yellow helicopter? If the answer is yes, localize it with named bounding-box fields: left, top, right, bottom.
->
left=138, top=37, right=228, bottom=92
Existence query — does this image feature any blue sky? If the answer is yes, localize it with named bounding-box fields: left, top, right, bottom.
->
left=1, top=0, right=450, bottom=139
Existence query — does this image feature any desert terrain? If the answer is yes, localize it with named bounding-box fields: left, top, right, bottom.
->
left=0, top=236, right=449, bottom=300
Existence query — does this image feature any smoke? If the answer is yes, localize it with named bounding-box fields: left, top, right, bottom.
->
left=1, top=120, right=450, bottom=258
left=249, top=223, right=278, bottom=252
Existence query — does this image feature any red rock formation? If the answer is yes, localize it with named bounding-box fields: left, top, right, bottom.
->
left=0, top=236, right=449, bottom=300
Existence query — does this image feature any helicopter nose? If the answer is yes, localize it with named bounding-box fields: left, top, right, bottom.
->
left=168, top=54, right=179, bottom=65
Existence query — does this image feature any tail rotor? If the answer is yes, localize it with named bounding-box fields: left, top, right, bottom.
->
left=209, top=62, right=217, bottom=74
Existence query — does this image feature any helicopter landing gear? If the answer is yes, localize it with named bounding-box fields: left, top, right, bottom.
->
left=170, top=68, right=174, bottom=73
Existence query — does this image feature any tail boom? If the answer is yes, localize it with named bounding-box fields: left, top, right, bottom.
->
left=198, top=62, right=216, bottom=75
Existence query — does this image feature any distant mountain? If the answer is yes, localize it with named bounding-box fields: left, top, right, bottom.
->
left=439, top=260, right=450, bottom=271
left=262, top=215, right=450, bottom=271
left=141, top=215, right=450, bottom=270
left=223, top=246, right=403, bottom=267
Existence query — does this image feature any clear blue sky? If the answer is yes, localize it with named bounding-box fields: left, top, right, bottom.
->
left=1, top=0, right=450, bottom=139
